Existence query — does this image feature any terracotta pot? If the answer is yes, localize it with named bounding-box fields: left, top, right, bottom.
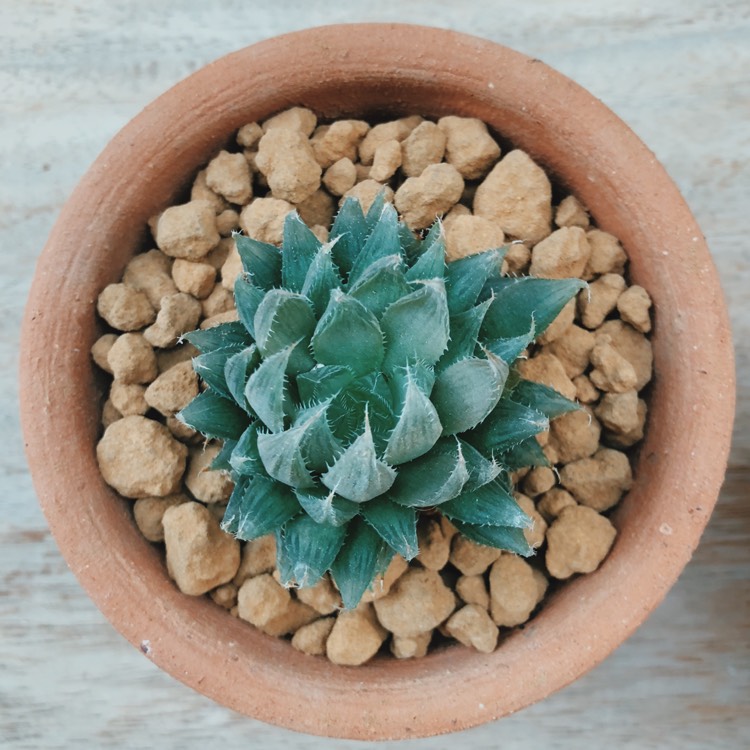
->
left=20, top=24, right=735, bottom=739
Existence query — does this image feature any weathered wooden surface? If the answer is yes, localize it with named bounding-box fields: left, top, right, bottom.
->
left=2, top=1, right=748, bottom=747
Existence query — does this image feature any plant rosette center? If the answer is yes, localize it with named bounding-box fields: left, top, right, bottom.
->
left=176, top=194, right=583, bottom=608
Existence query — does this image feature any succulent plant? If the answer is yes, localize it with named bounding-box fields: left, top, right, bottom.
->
left=177, top=194, right=584, bottom=608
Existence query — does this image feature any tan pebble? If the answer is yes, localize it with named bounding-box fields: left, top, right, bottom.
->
left=156, top=200, right=220, bottom=260
left=473, top=150, right=552, bottom=244
left=545, top=505, right=617, bottom=579
left=369, top=139, right=402, bottom=182
left=445, top=604, right=499, bottom=653
left=143, top=293, right=202, bottom=348
left=538, top=298, right=576, bottom=345
left=555, top=195, right=590, bottom=228
left=200, top=310, right=239, bottom=328
left=233, top=535, right=277, bottom=585
left=589, top=336, right=638, bottom=393
left=455, top=575, right=490, bottom=609
left=262, top=599, right=319, bottom=638
left=617, top=285, right=652, bottom=333
left=133, top=494, right=186, bottom=542
left=239, top=197, right=294, bottom=245
left=262, top=107, right=317, bottom=136
left=358, top=116, right=422, bottom=165
left=597, top=320, right=653, bottom=390
left=101, top=399, right=122, bottom=428
left=522, top=467, right=556, bottom=497
left=311, top=120, right=370, bottom=168
left=256, top=129, right=322, bottom=204
left=107, top=333, right=158, bottom=384
left=361, top=555, right=409, bottom=603
left=202, top=285, right=235, bottom=318
left=191, top=169, right=228, bottom=214
left=91, top=333, right=117, bottom=373
left=310, top=225, right=329, bottom=243
left=185, top=444, right=234, bottom=503
left=573, top=374, right=600, bottom=404
left=416, top=517, right=451, bottom=571
left=203, top=237, right=234, bottom=271
left=326, top=604, right=387, bottom=666
left=220, top=241, right=242, bottom=291
left=291, top=616, right=336, bottom=656
left=354, top=163, right=371, bottom=183
left=504, top=242, right=531, bottom=274
left=210, top=582, right=238, bottom=610
left=437, top=116, right=501, bottom=179
left=444, top=214, right=505, bottom=262
left=229, top=606, right=239, bottom=618
left=547, top=324, right=596, bottom=379
left=489, top=555, right=544, bottom=627
left=206, top=150, right=253, bottom=205
left=440, top=515, right=459, bottom=542
left=394, top=163, right=464, bottom=230
left=594, top=389, right=641, bottom=435
left=605, top=398, right=647, bottom=448
left=390, top=631, right=432, bottom=659
left=296, top=575, right=342, bottom=615
left=109, top=380, right=148, bottom=416
left=171, top=259, right=216, bottom=299
left=530, top=226, right=591, bottom=279
left=372, top=568, right=455, bottom=638
left=515, top=493, right=549, bottom=549
left=449, top=534, right=502, bottom=576
left=215, top=208, right=240, bottom=236
left=123, top=249, right=177, bottom=309
left=166, top=415, right=199, bottom=443
left=97, top=415, right=187, bottom=498
left=97, top=283, right=156, bottom=332
left=542, top=442, right=559, bottom=465
left=549, top=407, right=601, bottom=463
left=236, top=121, right=263, bottom=148
left=236, top=573, right=290, bottom=630
left=536, top=488, right=577, bottom=523
left=341, top=180, right=394, bottom=215
left=441, top=203, right=471, bottom=233
left=322, top=157, right=357, bottom=196
left=559, top=447, right=633, bottom=511
left=401, top=120, right=446, bottom=177
left=532, top=568, right=548, bottom=603
left=579, top=273, right=626, bottom=329
left=296, top=188, right=335, bottom=229
left=156, top=343, right=198, bottom=373
left=584, top=229, right=628, bottom=277
left=516, top=352, right=577, bottom=401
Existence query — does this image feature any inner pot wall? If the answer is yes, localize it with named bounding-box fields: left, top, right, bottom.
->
left=19, top=24, right=735, bottom=740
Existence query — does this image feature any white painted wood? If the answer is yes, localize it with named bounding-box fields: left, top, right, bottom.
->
left=2, top=1, right=748, bottom=747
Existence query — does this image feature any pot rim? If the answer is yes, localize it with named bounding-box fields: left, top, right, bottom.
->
left=19, top=23, right=735, bottom=740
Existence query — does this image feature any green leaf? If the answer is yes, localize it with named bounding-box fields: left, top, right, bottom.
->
left=234, top=276, right=265, bottom=338
left=331, top=517, right=392, bottom=609
left=253, top=289, right=316, bottom=373
left=222, top=474, right=300, bottom=540
left=224, top=345, right=260, bottom=408
left=381, top=280, right=450, bottom=370
left=244, top=345, right=293, bottom=433
left=384, top=366, right=442, bottom=464
left=450, top=519, right=534, bottom=557
left=296, top=364, right=356, bottom=404
left=330, top=197, right=367, bottom=276
left=281, top=212, right=322, bottom=292
left=408, top=219, right=443, bottom=263
left=176, top=390, right=249, bottom=440
left=431, top=352, right=509, bottom=435
left=469, top=398, right=549, bottom=452
left=454, top=438, right=501, bottom=491
left=405, top=230, right=445, bottom=281
left=440, top=480, right=531, bottom=529
left=276, top=514, right=348, bottom=589
left=192, top=348, right=236, bottom=400
left=294, top=485, right=359, bottom=527
left=390, top=440, right=469, bottom=508
left=364, top=190, right=388, bottom=229
left=321, top=415, right=397, bottom=503
left=210, top=438, right=236, bottom=472
left=301, top=241, right=343, bottom=316
left=181, top=321, right=250, bottom=353
left=398, top=221, right=421, bottom=261
left=348, top=254, right=410, bottom=319
left=481, top=276, right=586, bottom=339
left=483, top=321, right=536, bottom=364
left=229, top=422, right=264, bottom=476
left=292, top=400, right=343, bottom=472
left=361, top=495, right=418, bottom=560
left=510, top=378, right=580, bottom=419
left=438, top=298, right=492, bottom=371
left=348, top=202, right=402, bottom=285
left=499, top=437, right=550, bottom=470
left=234, top=233, right=282, bottom=290
left=257, top=423, right=315, bottom=489
left=311, top=289, right=384, bottom=376
left=445, top=247, right=505, bottom=314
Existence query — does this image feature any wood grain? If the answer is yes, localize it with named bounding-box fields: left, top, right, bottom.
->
left=2, top=1, right=748, bottom=747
